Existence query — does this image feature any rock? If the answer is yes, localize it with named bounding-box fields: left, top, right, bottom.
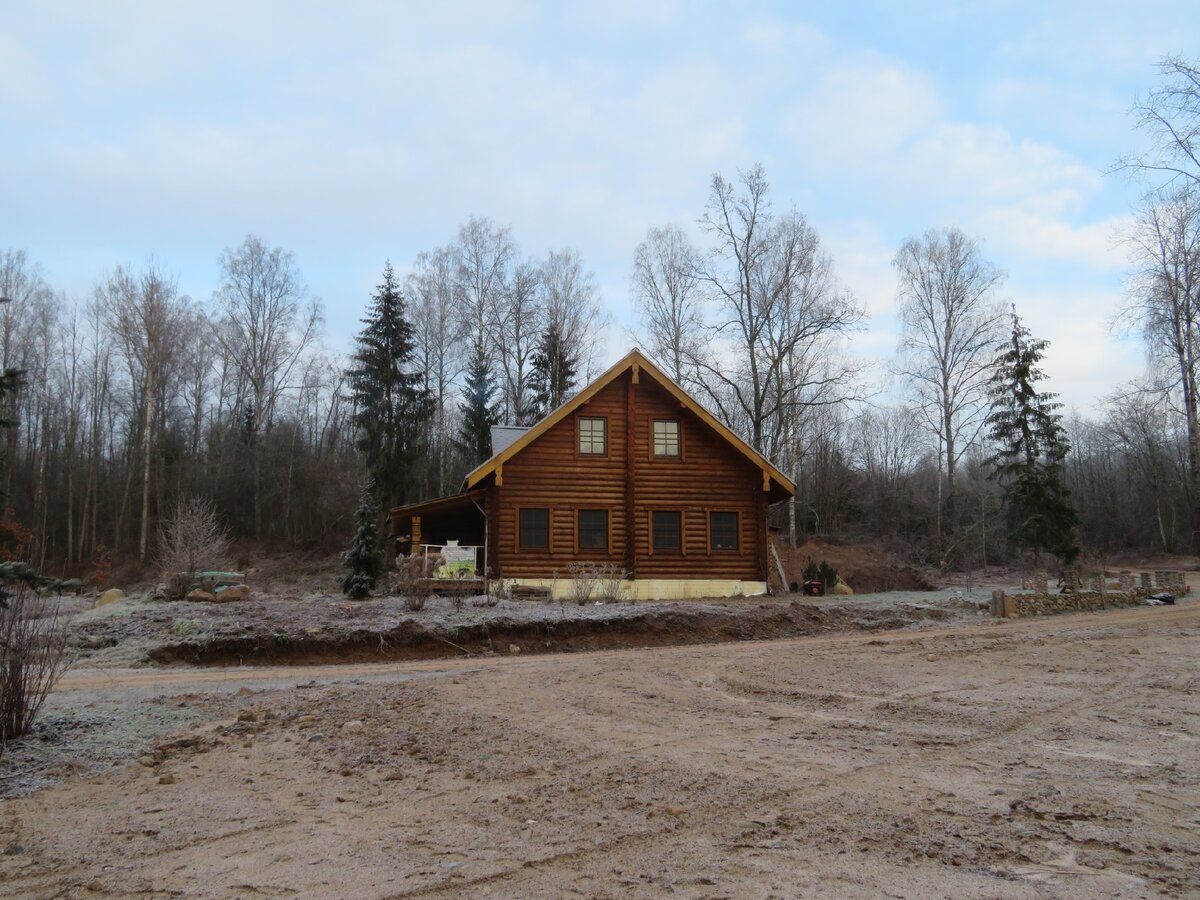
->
left=237, top=710, right=258, bottom=723
left=157, top=774, right=176, bottom=785
left=833, top=580, right=854, bottom=596
left=138, top=756, right=157, bottom=767
left=297, top=714, right=319, bottom=724
left=508, top=644, right=521, bottom=654
left=96, top=588, right=124, bottom=607
left=342, top=720, right=364, bottom=733
left=925, top=654, right=937, bottom=662
left=186, top=589, right=215, bottom=602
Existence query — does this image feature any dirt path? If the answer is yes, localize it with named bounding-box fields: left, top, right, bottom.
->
left=2, top=603, right=1198, bottom=897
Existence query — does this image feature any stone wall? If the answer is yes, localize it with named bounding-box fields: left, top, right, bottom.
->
left=992, top=569, right=1187, bottom=619
left=1001, top=589, right=1146, bottom=618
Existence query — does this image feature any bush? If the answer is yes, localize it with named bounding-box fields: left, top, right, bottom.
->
left=156, top=497, right=230, bottom=579
left=566, top=561, right=627, bottom=604
left=342, top=485, right=382, bottom=599
left=0, top=585, right=71, bottom=755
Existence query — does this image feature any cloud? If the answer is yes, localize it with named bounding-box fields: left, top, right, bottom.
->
left=784, top=59, right=943, bottom=162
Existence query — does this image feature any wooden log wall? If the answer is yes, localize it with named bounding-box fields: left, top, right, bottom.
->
left=492, top=371, right=767, bottom=582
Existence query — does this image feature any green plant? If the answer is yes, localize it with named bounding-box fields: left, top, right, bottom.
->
left=817, top=561, right=839, bottom=592
left=170, top=619, right=198, bottom=636
left=342, top=481, right=383, bottom=599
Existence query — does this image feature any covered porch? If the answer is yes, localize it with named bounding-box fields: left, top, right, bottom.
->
left=389, top=490, right=488, bottom=576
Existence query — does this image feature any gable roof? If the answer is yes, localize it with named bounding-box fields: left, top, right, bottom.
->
left=464, top=348, right=795, bottom=501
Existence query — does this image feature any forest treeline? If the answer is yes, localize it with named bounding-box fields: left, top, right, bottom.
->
left=2, top=55, right=1198, bottom=575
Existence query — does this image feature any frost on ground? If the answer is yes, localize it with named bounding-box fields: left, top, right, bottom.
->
left=65, top=588, right=993, bottom=668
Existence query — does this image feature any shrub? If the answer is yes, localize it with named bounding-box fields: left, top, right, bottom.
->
left=156, top=497, right=230, bottom=579
left=341, top=484, right=382, bottom=599
left=566, top=561, right=627, bottom=604
left=0, top=585, right=72, bottom=755
left=404, top=594, right=428, bottom=611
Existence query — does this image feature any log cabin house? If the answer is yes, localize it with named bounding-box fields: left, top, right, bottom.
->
left=389, top=349, right=795, bottom=600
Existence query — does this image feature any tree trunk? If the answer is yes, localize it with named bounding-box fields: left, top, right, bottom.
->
left=138, top=362, right=155, bottom=562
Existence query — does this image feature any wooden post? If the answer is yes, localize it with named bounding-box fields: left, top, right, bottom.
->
left=624, top=371, right=637, bottom=581
left=991, top=589, right=1005, bottom=618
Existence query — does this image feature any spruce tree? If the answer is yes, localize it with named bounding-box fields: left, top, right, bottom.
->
left=528, top=323, right=578, bottom=419
left=347, top=263, right=432, bottom=509
left=341, top=482, right=383, bottom=599
left=985, top=311, right=1079, bottom=565
left=457, top=337, right=500, bottom=468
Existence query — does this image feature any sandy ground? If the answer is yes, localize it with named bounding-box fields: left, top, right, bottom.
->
left=0, top=601, right=1195, bottom=897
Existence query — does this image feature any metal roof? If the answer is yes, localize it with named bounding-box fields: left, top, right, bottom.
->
left=490, top=425, right=530, bottom=455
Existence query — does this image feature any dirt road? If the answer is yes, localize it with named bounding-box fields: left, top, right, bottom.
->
left=2, top=604, right=1197, bottom=897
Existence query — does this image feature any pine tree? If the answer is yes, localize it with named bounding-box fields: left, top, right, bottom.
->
left=528, top=322, right=578, bottom=419
left=985, top=311, right=1079, bottom=565
left=341, top=482, right=383, bottom=599
left=457, top=338, right=500, bottom=468
left=348, top=263, right=432, bottom=509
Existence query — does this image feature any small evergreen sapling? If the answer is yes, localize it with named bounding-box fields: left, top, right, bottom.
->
left=342, top=484, right=383, bottom=599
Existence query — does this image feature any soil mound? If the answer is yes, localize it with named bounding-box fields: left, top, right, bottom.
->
left=773, top=537, right=934, bottom=593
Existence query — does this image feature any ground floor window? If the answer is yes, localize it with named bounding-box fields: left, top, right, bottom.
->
left=709, top=511, right=739, bottom=551
left=518, top=508, right=549, bottom=550
left=651, top=510, right=681, bottom=551
left=578, top=509, right=609, bottom=550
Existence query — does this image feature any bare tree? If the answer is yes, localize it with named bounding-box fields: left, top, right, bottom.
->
left=632, top=224, right=703, bottom=383
left=1117, top=55, right=1200, bottom=188
left=100, top=265, right=187, bottom=562
left=497, top=260, right=544, bottom=425
left=692, top=165, right=863, bottom=456
left=409, top=246, right=464, bottom=493
left=539, top=248, right=606, bottom=385
left=453, top=216, right=513, bottom=369
left=894, top=226, right=1006, bottom=551
left=155, top=495, right=230, bottom=577
left=1119, top=186, right=1200, bottom=548
left=213, top=235, right=321, bottom=538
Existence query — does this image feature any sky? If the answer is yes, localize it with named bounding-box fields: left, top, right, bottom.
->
left=3, top=1, right=1197, bottom=411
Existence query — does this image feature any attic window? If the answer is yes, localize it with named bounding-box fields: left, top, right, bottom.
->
left=579, top=417, right=607, bottom=455
left=653, top=420, right=680, bottom=457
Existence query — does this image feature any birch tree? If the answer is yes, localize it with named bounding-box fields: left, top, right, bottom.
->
left=692, top=165, right=863, bottom=456
left=1120, top=187, right=1200, bottom=548
left=632, top=224, right=703, bottom=383
left=213, top=235, right=321, bottom=538
left=894, top=226, right=1006, bottom=552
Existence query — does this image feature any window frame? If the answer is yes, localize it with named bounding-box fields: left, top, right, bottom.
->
left=517, top=506, right=550, bottom=553
left=577, top=415, right=609, bottom=457
left=649, top=508, right=684, bottom=555
left=708, top=510, right=740, bottom=554
left=651, top=419, right=681, bottom=459
left=576, top=508, right=611, bottom=554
